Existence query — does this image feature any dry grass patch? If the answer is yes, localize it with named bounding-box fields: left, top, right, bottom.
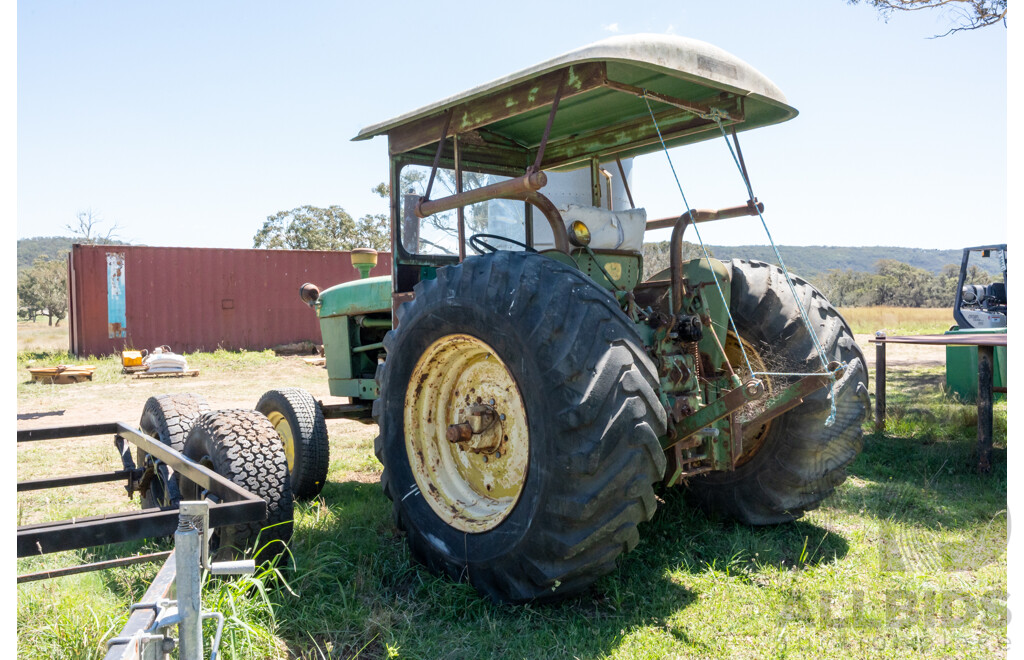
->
left=838, top=307, right=952, bottom=335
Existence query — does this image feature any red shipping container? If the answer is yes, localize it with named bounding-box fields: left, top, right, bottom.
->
left=68, top=244, right=391, bottom=357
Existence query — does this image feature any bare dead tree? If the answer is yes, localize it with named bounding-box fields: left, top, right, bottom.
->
left=67, top=209, right=121, bottom=244
left=848, top=0, right=1007, bottom=36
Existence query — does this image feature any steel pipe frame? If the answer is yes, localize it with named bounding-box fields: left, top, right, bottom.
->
left=871, top=335, right=1005, bottom=473
left=663, top=200, right=763, bottom=314
left=17, top=421, right=267, bottom=558
left=407, top=71, right=573, bottom=257
left=103, top=550, right=177, bottom=660
left=413, top=170, right=570, bottom=254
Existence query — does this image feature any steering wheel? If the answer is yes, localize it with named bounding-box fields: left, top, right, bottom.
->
left=469, top=233, right=537, bottom=255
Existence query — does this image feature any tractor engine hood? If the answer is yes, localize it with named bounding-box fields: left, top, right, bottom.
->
left=317, top=275, right=392, bottom=318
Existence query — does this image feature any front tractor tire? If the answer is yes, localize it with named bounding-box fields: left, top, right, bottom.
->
left=686, top=259, right=870, bottom=525
left=374, top=251, right=667, bottom=603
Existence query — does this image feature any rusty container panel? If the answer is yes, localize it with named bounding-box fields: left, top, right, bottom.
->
left=68, top=245, right=392, bottom=357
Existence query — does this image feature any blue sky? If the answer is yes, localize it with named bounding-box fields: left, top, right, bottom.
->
left=16, top=1, right=1009, bottom=250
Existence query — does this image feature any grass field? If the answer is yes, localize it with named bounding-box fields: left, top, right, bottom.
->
left=15, top=318, right=1007, bottom=659
left=836, top=307, right=952, bottom=336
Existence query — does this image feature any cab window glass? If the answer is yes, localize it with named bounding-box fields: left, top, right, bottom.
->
left=398, top=165, right=459, bottom=256
left=399, top=165, right=527, bottom=256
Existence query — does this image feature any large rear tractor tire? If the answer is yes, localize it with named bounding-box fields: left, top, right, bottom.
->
left=686, top=259, right=869, bottom=525
left=374, top=251, right=667, bottom=603
left=138, top=393, right=210, bottom=509
left=256, top=388, right=329, bottom=500
left=178, top=410, right=294, bottom=565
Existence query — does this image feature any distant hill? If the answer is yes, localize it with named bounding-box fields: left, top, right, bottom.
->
left=645, top=244, right=1002, bottom=283
left=18, top=236, right=132, bottom=272
left=18, top=237, right=74, bottom=271
left=702, top=245, right=973, bottom=281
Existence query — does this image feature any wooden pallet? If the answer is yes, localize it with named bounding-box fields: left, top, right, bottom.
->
left=29, top=366, right=96, bottom=384
left=130, top=369, right=200, bottom=379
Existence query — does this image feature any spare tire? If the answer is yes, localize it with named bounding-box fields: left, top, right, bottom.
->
left=178, top=409, right=294, bottom=565
left=255, top=388, right=329, bottom=500
left=137, top=393, right=210, bottom=509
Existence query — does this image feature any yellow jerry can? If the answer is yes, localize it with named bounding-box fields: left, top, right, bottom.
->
left=122, top=350, right=144, bottom=367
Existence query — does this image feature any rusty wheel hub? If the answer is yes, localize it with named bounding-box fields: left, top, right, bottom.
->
left=405, top=334, right=529, bottom=533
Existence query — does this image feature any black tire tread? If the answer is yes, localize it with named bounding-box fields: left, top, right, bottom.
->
left=138, top=393, right=210, bottom=509
left=180, top=409, right=294, bottom=564
left=375, top=251, right=666, bottom=602
left=686, top=259, right=869, bottom=524
left=255, top=388, right=329, bottom=500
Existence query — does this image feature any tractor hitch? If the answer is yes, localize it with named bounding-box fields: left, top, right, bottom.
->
left=662, top=363, right=843, bottom=486
left=743, top=362, right=844, bottom=431
left=663, top=378, right=766, bottom=453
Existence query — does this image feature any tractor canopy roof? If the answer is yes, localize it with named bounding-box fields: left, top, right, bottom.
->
left=354, top=34, right=797, bottom=172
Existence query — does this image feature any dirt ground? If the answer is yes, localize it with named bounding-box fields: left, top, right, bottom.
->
left=16, top=356, right=341, bottom=429
left=15, top=327, right=944, bottom=430
left=14, top=324, right=944, bottom=528
left=15, top=323, right=373, bottom=524
left=853, top=334, right=946, bottom=368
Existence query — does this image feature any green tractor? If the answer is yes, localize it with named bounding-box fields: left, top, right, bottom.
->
left=272, top=34, right=869, bottom=602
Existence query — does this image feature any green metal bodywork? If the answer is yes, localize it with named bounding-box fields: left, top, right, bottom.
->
left=945, top=327, right=1007, bottom=403
left=572, top=251, right=642, bottom=291
left=316, top=276, right=391, bottom=399
left=318, top=276, right=391, bottom=317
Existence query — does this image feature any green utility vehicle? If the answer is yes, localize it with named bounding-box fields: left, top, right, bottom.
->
left=266, top=34, right=869, bottom=602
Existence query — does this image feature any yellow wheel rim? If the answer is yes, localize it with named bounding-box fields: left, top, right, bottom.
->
left=267, top=411, right=295, bottom=472
left=724, top=331, right=773, bottom=467
left=404, top=334, right=529, bottom=533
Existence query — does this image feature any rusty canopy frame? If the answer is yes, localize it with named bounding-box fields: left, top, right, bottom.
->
left=361, top=35, right=796, bottom=267
left=387, top=76, right=749, bottom=259
left=391, top=73, right=749, bottom=262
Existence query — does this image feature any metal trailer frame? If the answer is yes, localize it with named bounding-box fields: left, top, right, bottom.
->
left=17, top=421, right=272, bottom=659
left=17, top=421, right=267, bottom=562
